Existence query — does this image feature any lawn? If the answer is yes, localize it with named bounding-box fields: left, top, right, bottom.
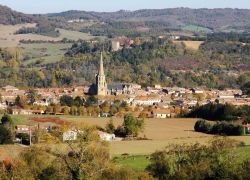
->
left=114, top=155, right=150, bottom=171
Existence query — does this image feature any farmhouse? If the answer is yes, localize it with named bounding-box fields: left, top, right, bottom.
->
left=152, top=108, right=171, bottom=118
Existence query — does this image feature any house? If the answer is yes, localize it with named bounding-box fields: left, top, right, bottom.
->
left=32, top=110, right=45, bottom=115
left=98, top=131, right=115, bottom=141
left=190, top=88, right=204, bottom=94
left=2, top=85, right=19, bottom=92
left=133, top=96, right=161, bottom=106
left=12, top=108, right=33, bottom=115
left=33, top=99, right=49, bottom=106
left=243, top=124, right=250, bottom=134
left=15, top=125, right=30, bottom=134
left=0, top=102, right=7, bottom=109
left=152, top=108, right=171, bottom=118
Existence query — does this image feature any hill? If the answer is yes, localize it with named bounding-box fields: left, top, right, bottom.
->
left=49, top=8, right=250, bottom=32
left=0, top=5, right=35, bottom=25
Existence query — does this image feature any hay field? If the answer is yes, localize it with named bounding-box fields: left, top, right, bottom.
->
left=65, top=117, right=250, bottom=155
left=4, top=115, right=250, bottom=156
left=20, top=43, right=71, bottom=65
left=0, top=24, right=101, bottom=48
left=57, top=28, right=100, bottom=41
left=0, top=24, right=60, bottom=47
left=173, top=41, right=204, bottom=50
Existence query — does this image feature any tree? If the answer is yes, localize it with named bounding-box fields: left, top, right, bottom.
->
left=61, top=106, right=70, bottom=115
left=15, top=95, right=26, bottom=108
left=60, top=95, right=74, bottom=107
left=146, top=137, right=245, bottom=180
left=1, top=114, right=13, bottom=126
left=70, top=106, right=78, bottom=116
left=73, top=96, right=83, bottom=107
left=27, top=89, right=37, bottom=105
left=52, top=126, right=111, bottom=179
left=85, top=96, right=98, bottom=107
left=0, top=125, right=13, bottom=144
left=123, top=113, right=144, bottom=137
left=105, top=119, right=115, bottom=134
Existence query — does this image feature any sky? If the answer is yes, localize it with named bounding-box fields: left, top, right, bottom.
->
left=0, top=0, right=250, bottom=14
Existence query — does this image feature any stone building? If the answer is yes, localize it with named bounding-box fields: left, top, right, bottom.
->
left=96, top=52, right=108, bottom=96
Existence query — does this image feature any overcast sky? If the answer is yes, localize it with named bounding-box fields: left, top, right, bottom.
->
left=0, top=0, right=250, bottom=14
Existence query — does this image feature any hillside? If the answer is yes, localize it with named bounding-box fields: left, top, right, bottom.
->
left=49, top=8, right=250, bottom=32
left=0, top=5, right=35, bottom=24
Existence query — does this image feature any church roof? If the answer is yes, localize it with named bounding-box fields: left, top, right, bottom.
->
left=108, top=84, right=124, bottom=90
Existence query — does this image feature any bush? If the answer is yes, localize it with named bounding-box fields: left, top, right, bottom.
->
left=1, top=114, right=13, bottom=125
left=105, top=119, right=115, bottom=134
left=194, top=120, right=212, bottom=133
left=0, top=125, right=13, bottom=144
left=211, top=122, right=244, bottom=136
left=194, top=120, right=244, bottom=136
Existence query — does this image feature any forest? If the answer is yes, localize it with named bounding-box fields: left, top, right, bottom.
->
left=0, top=34, right=249, bottom=89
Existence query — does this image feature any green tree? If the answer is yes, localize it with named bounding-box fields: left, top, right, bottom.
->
left=123, top=113, right=144, bottom=137
left=1, top=114, right=13, bottom=126
left=27, top=89, right=37, bottom=105
left=60, top=95, right=74, bottom=107
left=85, top=96, right=98, bottom=107
left=73, top=96, right=83, bottom=107
left=0, top=125, right=13, bottom=144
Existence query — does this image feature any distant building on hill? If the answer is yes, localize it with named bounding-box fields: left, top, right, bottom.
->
left=112, top=40, right=120, bottom=51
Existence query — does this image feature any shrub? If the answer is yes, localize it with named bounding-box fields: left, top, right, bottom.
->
left=194, top=120, right=212, bottom=133
left=194, top=120, right=244, bottom=136
left=105, top=119, right=115, bottom=134
left=0, top=125, right=13, bottom=144
left=1, top=114, right=13, bottom=125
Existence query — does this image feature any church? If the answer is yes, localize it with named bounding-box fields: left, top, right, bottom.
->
left=95, top=53, right=140, bottom=96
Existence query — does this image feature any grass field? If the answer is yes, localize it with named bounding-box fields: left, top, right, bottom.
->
left=182, top=25, right=212, bottom=33
left=20, top=43, right=71, bottom=65
left=0, top=24, right=103, bottom=48
left=5, top=115, right=250, bottom=156
left=0, top=24, right=58, bottom=48
left=114, top=155, right=150, bottom=171
left=115, top=146, right=250, bottom=171
left=173, top=41, right=204, bottom=50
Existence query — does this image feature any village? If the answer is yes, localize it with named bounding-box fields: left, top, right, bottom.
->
left=0, top=84, right=248, bottom=118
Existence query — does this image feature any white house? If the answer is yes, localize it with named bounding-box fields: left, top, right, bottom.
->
left=152, top=108, right=171, bottom=119
left=133, top=96, right=161, bottom=106
left=98, top=131, right=115, bottom=141
left=63, top=131, right=78, bottom=142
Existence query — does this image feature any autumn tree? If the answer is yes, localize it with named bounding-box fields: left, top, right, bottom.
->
left=123, top=113, right=144, bottom=137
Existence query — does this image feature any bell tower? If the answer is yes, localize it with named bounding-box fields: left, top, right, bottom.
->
left=96, top=52, right=107, bottom=96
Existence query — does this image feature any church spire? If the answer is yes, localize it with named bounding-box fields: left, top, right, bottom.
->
left=99, top=52, right=104, bottom=76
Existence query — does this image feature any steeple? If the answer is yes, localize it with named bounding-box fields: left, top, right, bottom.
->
left=96, top=52, right=107, bottom=96
left=99, top=52, right=104, bottom=75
